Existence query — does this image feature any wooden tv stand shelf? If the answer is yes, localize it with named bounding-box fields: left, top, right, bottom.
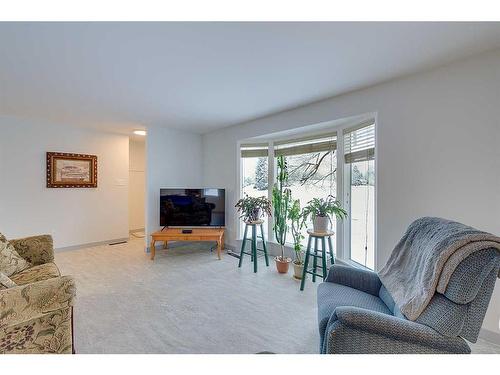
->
left=150, top=227, right=225, bottom=261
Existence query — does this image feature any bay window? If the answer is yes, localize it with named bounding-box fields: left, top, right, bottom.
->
left=238, top=118, right=375, bottom=268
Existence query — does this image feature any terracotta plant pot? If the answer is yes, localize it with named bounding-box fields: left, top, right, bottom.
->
left=274, top=256, right=292, bottom=273
left=313, top=215, right=330, bottom=233
left=293, top=261, right=304, bottom=279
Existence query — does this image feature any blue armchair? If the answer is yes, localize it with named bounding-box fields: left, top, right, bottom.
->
left=318, top=247, right=500, bottom=354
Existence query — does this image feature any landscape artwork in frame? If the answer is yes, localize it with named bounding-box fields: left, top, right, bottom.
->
left=46, top=152, right=97, bottom=188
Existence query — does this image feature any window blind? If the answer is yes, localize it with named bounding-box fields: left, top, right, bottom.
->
left=343, top=120, right=375, bottom=164
left=274, top=132, right=337, bottom=157
left=240, top=143, right=269, bottom=158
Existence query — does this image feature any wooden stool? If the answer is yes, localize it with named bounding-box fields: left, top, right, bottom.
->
left=300, top=230, right=335, bottom=291
left=238, top=220, right=269, bottom=273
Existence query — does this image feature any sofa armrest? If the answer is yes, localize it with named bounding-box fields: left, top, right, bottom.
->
left=8, top=235, right=54, bottom=265
left=0, top=276, right=75, bottom=329
left=329, top=306, right=470, bottom=353
left=325, top=264, right=381, bottom=296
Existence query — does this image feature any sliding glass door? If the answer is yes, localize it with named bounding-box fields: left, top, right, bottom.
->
left=343, top=122, right=375, bottom=269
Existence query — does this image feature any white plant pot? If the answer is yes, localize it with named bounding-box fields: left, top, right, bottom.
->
left=293, top=261, right=304, bottom=280
left=313, top=215, right=329, bottom=233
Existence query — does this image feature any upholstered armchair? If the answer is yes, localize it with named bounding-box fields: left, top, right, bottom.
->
left=0, top=234, right=76, bottom=354
left=318, top=248, right=500, bottom=354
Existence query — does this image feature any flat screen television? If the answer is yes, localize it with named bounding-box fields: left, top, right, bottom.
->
left=160, top=188, right=225, bottom=227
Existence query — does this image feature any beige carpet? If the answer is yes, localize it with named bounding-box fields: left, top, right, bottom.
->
left=55, top=238, right=500, bottom=354
left=56, top=238, right=318, bottom=353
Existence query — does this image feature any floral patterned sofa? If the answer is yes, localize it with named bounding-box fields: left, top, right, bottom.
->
left=0, top=233, right=76, bottom=354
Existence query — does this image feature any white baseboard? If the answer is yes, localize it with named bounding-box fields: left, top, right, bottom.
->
left=223, top=244, right=236, bottom=252
left=55, top=237, right=129, bottom=252
left=129, top=228, right=145, bottom=234
left=479, top=328, right=500, bottom=345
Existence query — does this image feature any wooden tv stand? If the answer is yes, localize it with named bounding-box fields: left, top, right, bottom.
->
left=150, top=227, right=225, bottom=261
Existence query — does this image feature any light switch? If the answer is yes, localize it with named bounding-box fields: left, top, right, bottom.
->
left=115, top=178, right=127, bottom=186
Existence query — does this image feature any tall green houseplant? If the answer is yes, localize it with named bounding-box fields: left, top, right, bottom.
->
left=289, top=199, right=305, bottom=263
left=272, top=155, right=292, bottom=273
left=289, top=199, right=306, bottom=279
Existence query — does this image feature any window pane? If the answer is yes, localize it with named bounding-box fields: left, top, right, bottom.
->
left=349, top=159, right=375, bottom=269
left=279, top=150, right=337, bottom=247
left=240, top=156, right=269, bottom=238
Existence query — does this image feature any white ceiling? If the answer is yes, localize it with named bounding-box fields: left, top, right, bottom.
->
left=1, top=22, right=500, bottom=134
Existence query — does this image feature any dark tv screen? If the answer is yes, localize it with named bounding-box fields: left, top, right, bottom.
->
left=160, top=188, right=225, bottom=227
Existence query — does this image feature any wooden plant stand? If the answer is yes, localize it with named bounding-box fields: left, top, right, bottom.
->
left=150, top=227, right=225, bottom=261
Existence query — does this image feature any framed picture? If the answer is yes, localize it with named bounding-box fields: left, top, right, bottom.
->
left=46, top=152, right=97, bottom=188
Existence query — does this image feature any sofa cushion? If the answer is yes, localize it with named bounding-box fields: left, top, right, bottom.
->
left=0, top=241, right=31, bottom=277
left=8, top=235, right=54, bottom=266
left=10, top=262, right=61, bottom=285
left=318, top=281, right=391, bottom=351
left=0, top=271, right=17, bottom=289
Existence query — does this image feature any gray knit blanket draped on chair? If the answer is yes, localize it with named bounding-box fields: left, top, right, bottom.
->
left=379, top=217, right=500, bottom=321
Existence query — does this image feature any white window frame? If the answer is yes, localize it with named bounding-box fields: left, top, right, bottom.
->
left=237, top=141, right=274, bottom=241
left=236, top=116, right=377, bottom=268
left=341, top=118, right=378, bottom=270
left=267, top=141, right=275, bottom=239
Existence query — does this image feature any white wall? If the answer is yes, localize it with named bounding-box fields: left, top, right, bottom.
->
left=202, top=49, right=500, bottom=337
left=145, top=125, right=203, bottom=246
left=129, top=139, right=145, bottom=231
left=0, top=116, right=129, bottom=248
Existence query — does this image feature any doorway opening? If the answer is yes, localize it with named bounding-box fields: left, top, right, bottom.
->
left=129, top=135, right=146, bottom=241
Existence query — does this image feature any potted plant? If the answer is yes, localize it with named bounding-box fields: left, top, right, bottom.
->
left=302, top=195, right=347, bottom=233
left=272, top=155, right=292, bottom=273
left=289, top=199, right=305, bottom=279
left=235, top=194, right=272, bottom=222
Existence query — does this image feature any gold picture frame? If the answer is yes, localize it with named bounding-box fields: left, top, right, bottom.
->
left=46, top=152, right=97, bottom=188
